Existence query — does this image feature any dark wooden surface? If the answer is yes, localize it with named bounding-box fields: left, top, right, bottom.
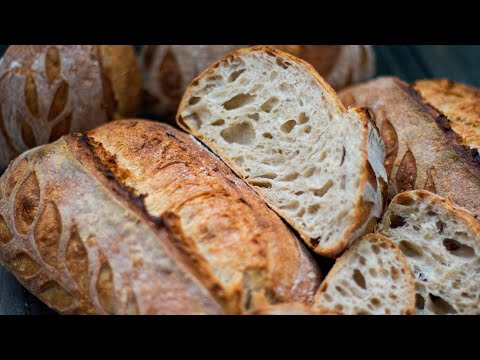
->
left=0, top=45, right=478, bottom=315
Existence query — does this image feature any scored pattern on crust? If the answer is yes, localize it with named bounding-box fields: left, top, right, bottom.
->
left=0, top=156, right=116, bottom=314
left=0, top=45, right=124, bottom=169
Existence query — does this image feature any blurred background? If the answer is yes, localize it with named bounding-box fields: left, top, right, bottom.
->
left=0, top=45, right=478, bottom=86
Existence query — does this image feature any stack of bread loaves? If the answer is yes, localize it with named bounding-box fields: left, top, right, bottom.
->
left=0, top=45, right=478, bottom=315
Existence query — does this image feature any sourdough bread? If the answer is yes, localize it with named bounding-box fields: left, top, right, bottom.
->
left=177, top=47, right=387, bottom=257
left=0, top=119, right=321, bottom=314
left=339, top=77, right=480, bottom=219
left=312, top=234, right=415, bottom=315
left=378, top=190, right=480, bottom=315
left=0, top=45, right=142, bottom=170
left=414, top=79, right=480, bottom=150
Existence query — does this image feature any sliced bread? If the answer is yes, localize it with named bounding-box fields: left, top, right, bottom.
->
left=378, top=190, right=480, bottom=315
left=339, top=77, right=480, bottom=219
left=177, top=46, right=387, bottom=258
left=312, top=234, right=415, bottom=315
left=414, top=79, right=480, bottom=150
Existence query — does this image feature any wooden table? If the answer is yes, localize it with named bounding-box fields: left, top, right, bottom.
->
left=0, top=45, right=478, bottom=315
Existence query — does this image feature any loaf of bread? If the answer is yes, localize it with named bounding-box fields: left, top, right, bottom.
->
left=0, top=119, right=321, bottom=314
left=312, top=234, right=415, bottom=315
left=378, top=190, right=480, bottom=315
left=339, top=77, right=480, bottom=219
left=140, top=45, right=375, bottom=120
left=414, top=79, right=480, bottom=149
left=0, top=45, right=142, bottom=170
left=177, top=47, right=387, bottom=258
left=247, top=303, right=339, bottom=315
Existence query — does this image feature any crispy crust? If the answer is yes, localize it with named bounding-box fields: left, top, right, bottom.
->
left=312, top=233, right=416, bottom=315
left=0, top=45, right=141, bottom=170
left=247, top=303, right=340, bottom=315
left=414, top=79, right=480, bottom=150
left=339, top=77, right=480, bottom=219
left=177, top=46, right=386, bottom=258
left=0, top=119, right=321, bottom=314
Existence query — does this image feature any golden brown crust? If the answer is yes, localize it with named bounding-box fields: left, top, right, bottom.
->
left=414, top=79, right=480, bottom=150
left=0, top=45, right=141, bottom=170
left=0, top=119, right=321, bottom=314
left=339, top=77, right=480, bottom=219
left=247, top=303, right=340, bottom=315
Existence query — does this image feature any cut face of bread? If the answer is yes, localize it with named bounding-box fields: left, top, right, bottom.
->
left=177, top=47, right=387, bottom=257
left=378, top=190, right=480, bottom=315
left=312, top=234, right=415, bottom=315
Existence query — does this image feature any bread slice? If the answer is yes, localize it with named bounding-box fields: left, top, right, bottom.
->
left=312, top=234, right=415, bottom=315
left=414, top=79, right=480, bottom=150
left=339, top=77, right=480, bottom=219
left=378, top=190, right=480, bottom=315
left=247, top=303, right=339, bottom=315
left=177, top=46, right=387, bottom=257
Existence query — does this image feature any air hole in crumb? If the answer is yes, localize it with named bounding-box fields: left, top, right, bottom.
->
left=303, top=167, right=316, bottom=177
left=436, top=220, right=445, bottom=233
left=182, top=113, right=202, bottom=131
left=340, top=147, right=346, bottom=166
left=249, top=180, right=272, bottom=189
left=429, top=294, right=457, bottom=314
left=280, top=201, right=299, bottom=210
left=335, top=304, right=343, bottom=311
left=262, top=133, right=273, bottom=139
left=390, top=294, right=398, bottom=300
left=359, top=256, right=366, bottom=266
left=313, top=180, right=334, bottom=197
left=369, top=268, right=377, bottom=277
left=297, top=208, right=305, bottom=217
left=223, top=93, right=256, bottom=110
left=426, top=210, right=437, bottom=216
left=399, top=241, right=423, bottom=258
left=371, top=298, right=381, bottom=307
left=188, top=97, right=201, bottom=105
left=372, top=245, right=380, bottom=254
left=295, top=191, right=304, bottom=196
left=335, top=286, right=345, bottom=295
left=413, top=225, right=420, bottom=231
left=220, top=122, right=255, bottom=145
left=260, top=97, right=279, bottom=113
left=391, top=266, right=400, bottom=281
left=279, top=172, right=298, bottom=181
left=228, top=69, right=245, bottom=82
left=443, top=239, right=475, bottom=258
left=324, top=293, right=332, bottom=302
left=390, top=215, right=406, bottom=228
left=248, top=113, right=260, bottom=121
left=257, top=173, right=277, bottom=180
left=210, top=119, right=225, bottom=126
left=308, top=204, right=320, bottom=214
left=298, top=112, right=309, bottom=124
left=353, top=269, right=366, bottom=289
left=280, top=120, right=297, bottom=134
left=303, top=125, right=312, bottom=134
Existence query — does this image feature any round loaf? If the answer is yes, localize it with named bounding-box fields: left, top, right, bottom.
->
left=0, top=119, right=321, bottom=314
left=140, top=45, right=375, bottom=121
left=0, top=45, right=142, bottom=170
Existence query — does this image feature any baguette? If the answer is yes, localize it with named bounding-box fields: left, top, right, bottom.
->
left=378, top=190, right=480, bottom=315
left=177, top=47, right=387, bottom=258
left=312, top=234, right=415, bottom=315
left=140, top=45, right=375, bottom=121
left=0, top=45, right=142, bottom=170
left=339, top=77, right=480, bottom=219
left=0, top=119, right=321, bottom=314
